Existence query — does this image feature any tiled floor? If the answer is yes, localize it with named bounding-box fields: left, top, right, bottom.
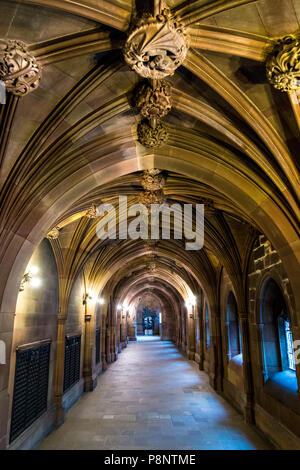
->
left=38, top=337, right=271, bottom=450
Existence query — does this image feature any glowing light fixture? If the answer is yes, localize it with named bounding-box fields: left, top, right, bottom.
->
left=30, top=277, right=41, bottom=288
left=19, top=266, right=42, bottom=292
left=185, top=295, right=196, bottom=308
left=30, top=266, right=39, bottom=275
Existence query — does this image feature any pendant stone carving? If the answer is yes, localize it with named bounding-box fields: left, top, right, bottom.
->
left=139, top=190, right=165, bottom=206
left=124, top=9, right=187, bottom=79
left=85, top=204, right=98, bottom=219
left=266, top=35, right=300, bottom=92
left=0, top=39, right=41, bottom=96
left=134, top=80, right=171, bottom=128
left=139, top=169, right=166, bottom=206
left=141, top=168, right=166, bottom=191
left=137, top=120, right=168, bottom=148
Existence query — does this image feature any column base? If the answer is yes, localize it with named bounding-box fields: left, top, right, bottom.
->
left=243, top=398, right=254, bottom=424
left=187, top=350, right=195, bottom=360
left=54, top=402, right=65, bottom=427
left=111, top=352, right=117, bottom=362
left=106, top=352, right=112, bottom=363
left=84, top=375, right=97, bottom=392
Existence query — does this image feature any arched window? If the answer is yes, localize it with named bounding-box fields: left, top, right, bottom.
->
left=226, top=291, right=242, bottom=359
left=205, top=303, right=210, bottom=349
left=260, top=278, right=296, bottom=377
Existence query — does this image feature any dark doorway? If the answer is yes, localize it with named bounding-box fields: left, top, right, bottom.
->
left=142, top=307, right=159, bottom=336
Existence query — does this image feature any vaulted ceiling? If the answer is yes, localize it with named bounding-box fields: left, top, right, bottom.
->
left=0, top=0, right=299, bottom=313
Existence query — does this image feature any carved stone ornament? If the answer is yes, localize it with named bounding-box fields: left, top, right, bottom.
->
left=0, top=39, right=42, bottom=96
left=137, top=120, right=168, bottom=148
left=86, top=203, right=98, bottom=219
left=141, top=168, right=165, bottom=191
left=147, top=262, right=157, bottom=272
left=139, top=189, right=165, bottom=206
left=134, top=80, right=171, bottom=126
left=46, top=227, right=60, bottom=240
left=124, top=9, right=187, bottom=79
left=266, top=35, right=300, bottom=92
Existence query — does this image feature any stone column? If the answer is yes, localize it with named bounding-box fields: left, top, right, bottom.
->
left=104, top=300, right=111, bottom=364
left=209, top=306, right=223, bottom=392
left=106, top=326, right=111, bottom=363
left=187, top=305, right=196, bottom=360
left=181, top=305, right=186, bottom=353
left=194, top=307, right=200, bottom=364
left=224, top=320, right=231, bottom=363
left=252, top=322, right=267, bottom=386
left=83, top=310, right=96, bottom=392
left=110, top=301, right=117, bottom=362
left=240, top=312, right=254, bottom=424
left=101, top=310, right=107, bottom=371
left=121, top=311, right=127, bottom=348
left=198, top=294, right=204, bottom=370
left=53, top=315, right=66, bottom=426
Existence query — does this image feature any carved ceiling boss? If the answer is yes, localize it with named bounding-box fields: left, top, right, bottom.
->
left=124, top=1, right=188, bottom=148
left=266, top=35, right=300, bottom=92
left=123, top=8, right=187, bottom=80
left=0, top=39, right=42, bottom=96
left=141, top=168, right=166, bottom=191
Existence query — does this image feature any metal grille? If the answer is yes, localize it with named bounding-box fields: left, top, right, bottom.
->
left=63, top=335, right=81, bottom=392
left=10, top=342, right=50, bottom=443
left=95, top=328, right=101, bottom=364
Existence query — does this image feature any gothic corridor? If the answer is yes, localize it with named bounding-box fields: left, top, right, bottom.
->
left=0, top=0, right=300, bottom=453
left=38, top=338, right=270, bottom=450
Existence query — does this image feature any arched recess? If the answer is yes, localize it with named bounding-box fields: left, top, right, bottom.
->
left=260, top=278, right=297, bottom=381
left=7, top=239, right=59, bottom=449
left=227, top=291, right=242, bottom=361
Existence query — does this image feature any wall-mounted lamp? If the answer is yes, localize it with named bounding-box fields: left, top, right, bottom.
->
left=185, top=294, right=197, bottom=308
left=98, top=297, right=105, bottom=305
left=19, top=266, right=41, bottom=292
left=117, top=304, right=122, bottom=311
